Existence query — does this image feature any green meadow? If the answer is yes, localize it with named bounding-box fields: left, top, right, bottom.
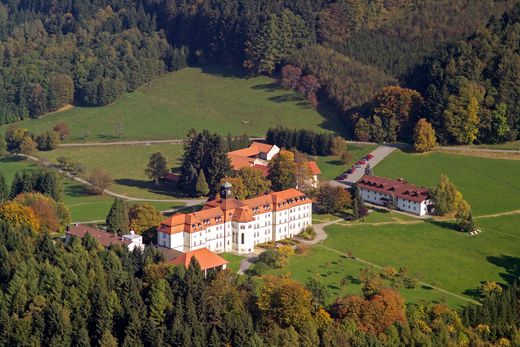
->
left=1, top=66, right=346, bottom=142
left=0, top=156, right=184, bottom=221
left=375, top=150, right=520, bottom=215
left=36, top=144, right=185, bottom=200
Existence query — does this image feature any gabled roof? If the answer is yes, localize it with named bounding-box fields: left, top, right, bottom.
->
left=305, top=161, right=321, bottom=175
left=227, top=141, right=277, bottom=171
left=232, top=207, right=255, bottom=223
left=357, top=175, right=430, bottom=203
left=66, top=224, right=129, bottom=248
left=170, top=248, right=228, bottom=271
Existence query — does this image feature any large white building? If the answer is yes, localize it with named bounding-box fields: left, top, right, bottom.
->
left=357, top=175, right=434, bottom=216
left=157, top=182, right=313, bottom=254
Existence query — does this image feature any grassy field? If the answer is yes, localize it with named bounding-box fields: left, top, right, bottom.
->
left=268, top=212, right=520, bottom=308
left=221, top=253, right=245, bottom=273
left=375, top=150, right=520, bottom=215
left=1, top=66, right=346, bottom=142
left=0, top=156, right=184, bottom=221
left=469, top=140, right=520, bottom=151
left=36, top=144, right=184, bottom=200
left=312, top=144, right=377, bottom=180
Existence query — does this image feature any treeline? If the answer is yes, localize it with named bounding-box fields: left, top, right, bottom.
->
left=417, top=3, right=520, bottom=144
left=0, top=215, right=518, bottom=346
left=0, top=1, right=184, bottom=124
left=266, top=126, right=336, bottom=156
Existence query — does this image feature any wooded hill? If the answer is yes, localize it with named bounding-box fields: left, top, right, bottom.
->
left=0, top=0, right=519, bottom=145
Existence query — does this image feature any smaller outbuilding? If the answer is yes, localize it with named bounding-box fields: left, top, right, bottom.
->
left=66, top=224, right=145, bottom=251
left=357, top=175, right=434, bottom=216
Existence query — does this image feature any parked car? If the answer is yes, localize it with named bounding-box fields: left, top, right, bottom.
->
left=366, top=154, right=375, bottom=160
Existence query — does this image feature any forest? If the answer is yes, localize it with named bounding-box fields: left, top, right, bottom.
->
left=0, top=216, right=518, bottom=346
left=1, top=0, right=520, bottom=145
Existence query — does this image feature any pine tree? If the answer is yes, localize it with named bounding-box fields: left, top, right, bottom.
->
left=195, top=170, right=210, bottom=197
left=106, top=198, right=129, bottom=235
left=0, top=173, right=8, bottom=203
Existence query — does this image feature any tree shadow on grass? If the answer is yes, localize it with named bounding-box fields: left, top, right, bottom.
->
left=487, top=255, right=520, bottom=285
left=268, top=94, right=305, bottom=103
left=1, top=156, right=27, bottom=164
left=424, top=218, right=460, bottom=232
left=251, top=82, right=280, bottom=92
left=64, top=182, right=98, bottom=198
left=114, top=178, right=181, bottom=198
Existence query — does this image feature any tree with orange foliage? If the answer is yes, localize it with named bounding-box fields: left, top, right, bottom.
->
left=15, top=193, right=70, bottom=232
left=373, top=86, right=423, bottom=142
left=332, top=288, right=406, bottom=334
left=0, top=201, right=40, bottom=231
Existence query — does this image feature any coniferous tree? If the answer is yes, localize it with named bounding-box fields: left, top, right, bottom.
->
left=0, top=174, right=8, bottom=203
left=106, top=198, right=129, bottom=235
left=195, top=170, right=210, bottom=197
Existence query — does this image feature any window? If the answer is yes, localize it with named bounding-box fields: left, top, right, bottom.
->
left=241, top=234, right=244, bottom=244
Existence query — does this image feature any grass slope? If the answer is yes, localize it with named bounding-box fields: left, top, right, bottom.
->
left=269, top=213, right=520, bottom=308
left=1, top=156, right=183, bottom=221
left=36, top=144, right=184, bottom=200
left=2, top=66, right=346, bottom=142
left=375, top=150, right=520, bottom=215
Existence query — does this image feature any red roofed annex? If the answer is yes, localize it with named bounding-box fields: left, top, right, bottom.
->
left=357, top=175, right=435, bottom=216
left=157, top=181, right=313, bottom=254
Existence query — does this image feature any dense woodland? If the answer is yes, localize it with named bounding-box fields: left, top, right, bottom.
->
left=0, top=215, right=518, bottom=346
left=1, top=0, right=520, bottom=144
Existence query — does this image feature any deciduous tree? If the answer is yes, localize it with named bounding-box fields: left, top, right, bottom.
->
left=128, top=204, right=162, bottom=234
left=413, top=118, right=437, bottom=152
left=268, top=150, right=297, bottom=191
left=87, top=168, right=113, bottom=195
left=145, top=152, right=168, bottom=185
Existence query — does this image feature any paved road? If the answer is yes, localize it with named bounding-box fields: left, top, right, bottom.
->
left=342, top=145, right=397, bottom=184
left=58, top=137, right=267, bottom=147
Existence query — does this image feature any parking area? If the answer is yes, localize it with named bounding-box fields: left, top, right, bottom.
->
left=336, top=146, right=397, bottom=184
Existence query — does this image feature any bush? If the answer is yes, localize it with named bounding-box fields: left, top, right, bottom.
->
left=259, top=249, right=281, bottom=268
left=298, top=226, right=317, bottom=240
left=295, top=244, right=309, bottom=255
left=248, top=261, right=269, bottom=276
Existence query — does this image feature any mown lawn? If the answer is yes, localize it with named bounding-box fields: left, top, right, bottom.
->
left=313, top=144, right=377, bottom=180
left=267, top=213, right=520, bottom=308
left=375, top=150, right=520, bottom=215
left=36, top=144, right=184, bottom=200
left=1, top=66, right=346, bottom=142
left=221, top=253, right=246, bottom=273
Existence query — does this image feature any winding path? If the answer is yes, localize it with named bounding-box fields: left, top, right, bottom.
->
left=20, top=154, right=205, bottom=205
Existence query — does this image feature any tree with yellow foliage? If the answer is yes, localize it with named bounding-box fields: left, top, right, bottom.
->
left=413, top=118, right=437, bottom=153
left=0, top=201, right=40, bottom=231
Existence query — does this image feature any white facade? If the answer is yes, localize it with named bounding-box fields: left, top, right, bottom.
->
left=122, top=233, right=145, bottom=251
left=360, top=187, right=433, bottom=216
left=157, top=188, right=313, bottom=255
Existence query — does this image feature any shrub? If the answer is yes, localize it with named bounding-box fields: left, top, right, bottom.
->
left=248, top=261, right=269, bottom=276
left=295, top=244, right=309, bottom=255
left=298, top=226, right=317, bottom=240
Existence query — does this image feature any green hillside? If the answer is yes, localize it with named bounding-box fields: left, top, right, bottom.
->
left=2, top=66, right=345, bottom=142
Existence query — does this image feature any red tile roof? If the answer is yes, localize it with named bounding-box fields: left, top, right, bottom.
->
left=66, top=224, right=129, bottom=248
left=158, top=189, right=311, bottom=235
left=357, top=175, right=431, bottom=203
left=170, top=248, right=228, bottom=271
left=227, top=141, right=277, bottom=170
left=305, top=161, right=321, bottom=175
